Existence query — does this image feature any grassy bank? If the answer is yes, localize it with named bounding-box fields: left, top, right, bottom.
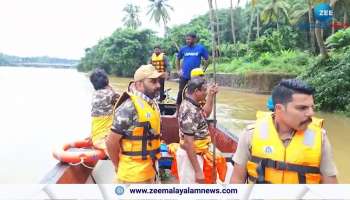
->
left=206, top=50, right=310, bottom=75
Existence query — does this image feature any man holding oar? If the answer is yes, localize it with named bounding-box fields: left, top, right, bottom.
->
left=174, top=77, right=227, bottom=184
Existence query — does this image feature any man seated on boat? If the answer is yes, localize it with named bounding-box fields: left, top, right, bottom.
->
left=105, top=64, right=165, bottom=184
left=89, top=68, right=120, bottom=150
left=175, top=77, right=227, bottom=184
left=230, top=79, right=338, bottom=184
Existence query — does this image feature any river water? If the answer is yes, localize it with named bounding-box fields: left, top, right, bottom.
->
left=0, top=67, right=349, bottom=183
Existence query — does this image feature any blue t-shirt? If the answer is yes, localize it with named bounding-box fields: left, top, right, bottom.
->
left=177, top=44, right=209, bottom=79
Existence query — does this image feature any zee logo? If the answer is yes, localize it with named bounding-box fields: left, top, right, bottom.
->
left=314, top=3, right=333, bottom=22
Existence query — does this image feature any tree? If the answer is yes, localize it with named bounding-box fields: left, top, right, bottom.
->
left=247, top=4, right=256, bottom=42
left=307, top=0, right=317, bottom=54
left=147, top=0, right=177, bottom=49
left=261, top=0, right=290, bottom=31
left=122, top=4, right=141, bottom=29
left=147, top=0, right=174, bottom=30
left=79, top=29, right=155, bottom=76
left=230, top=0, right=238, bottom=43
left=289, top=0, right=319, bottom=54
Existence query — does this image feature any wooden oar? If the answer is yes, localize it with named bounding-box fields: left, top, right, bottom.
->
left=208, top=0, right=218, bottom=184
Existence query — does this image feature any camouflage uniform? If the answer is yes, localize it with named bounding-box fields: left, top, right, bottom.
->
left=110, top=90, right=161, bottom=183
left=111, top=91, right=160, bottom=137
left=91, top=88, right=119, bottom=117
left=178, top=97, right=210, bottom=141
left=177, top=97, right=212, bottom=183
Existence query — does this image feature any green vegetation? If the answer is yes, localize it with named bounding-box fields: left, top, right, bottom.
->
left=207, top=50, right=310, bottom=74
left=78, top=28, right=155, bottom=76
left=302, top=29, right=350, bottom=116
left=77, top=0, right=350, bottom=114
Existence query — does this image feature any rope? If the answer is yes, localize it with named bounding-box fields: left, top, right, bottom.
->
left=68, top=157, right=95, bottom=169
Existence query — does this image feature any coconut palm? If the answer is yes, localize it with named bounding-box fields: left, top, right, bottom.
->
left=247, top=6, right=256, bottom=42
left=122, top=4, right=141, bottom=29
left=230, top=0, right=239, bottom=43
left=290, top=0, right=316, bottom=53
left=147, top=0, right=174, bottom=29
left=260, top=0, right=290, bottom=31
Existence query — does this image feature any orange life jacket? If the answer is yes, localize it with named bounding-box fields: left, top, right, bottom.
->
left=151, top=53, right=166, bottom=73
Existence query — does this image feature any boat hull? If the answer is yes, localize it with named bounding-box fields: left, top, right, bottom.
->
left=42, top=103, right=238, bottom=184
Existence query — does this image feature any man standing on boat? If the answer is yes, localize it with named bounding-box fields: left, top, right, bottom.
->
left=176, top=77, right=226, bottom=184
left=230, top=79, right=338, bottom=184
left=176, top=33, right=209, bottom=112
left=149, top=45, right=171, bottom=101
left=106, top=64, right=164, bottom=184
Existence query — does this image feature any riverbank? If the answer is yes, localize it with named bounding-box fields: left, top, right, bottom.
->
left=169, top=71, right=295, bottom=93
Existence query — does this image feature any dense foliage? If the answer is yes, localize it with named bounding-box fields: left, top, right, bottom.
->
left=77, top=0, right=350, bottom=114
left=78, top=28, right=155, bottom=76
left=300, top=28, right=350, bottom=115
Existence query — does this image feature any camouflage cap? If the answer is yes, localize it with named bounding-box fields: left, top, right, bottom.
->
left=134, top=64, right=165, bottom=81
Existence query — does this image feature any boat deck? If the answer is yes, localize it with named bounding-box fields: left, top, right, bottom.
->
left=86, top=155, right=234, bottom=184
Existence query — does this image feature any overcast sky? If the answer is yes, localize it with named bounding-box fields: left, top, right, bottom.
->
left=0, top=0, right=247, bottom=59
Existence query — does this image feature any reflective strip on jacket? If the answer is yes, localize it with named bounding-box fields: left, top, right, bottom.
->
left=151, top=53, right=166, bottom=73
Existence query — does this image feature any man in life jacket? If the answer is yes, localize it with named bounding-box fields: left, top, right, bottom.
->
left=230, top=79, right=338, bottom=184
left=176, top=77, right=227, bottom=184
left=149, top=45, right=170, bottom=101
left=89, top=68, right=120, bottom=150
left=106, top=64, right=165, bottom=183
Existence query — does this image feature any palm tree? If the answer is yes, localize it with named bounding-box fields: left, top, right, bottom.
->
left=307, top=0, right=317, bottom=54
left=230, top=0, right=239, bottom=44
left=147, top=0, right=174, bottom=30
left=147, top=0, right=177, bottom=49
left=247, top=6, right=256, bottom=42
left=260, top=0, right=290, bottom=31
left=122, top=4, right=141, bottom=29
left=290, top=0, right=317, bottom=53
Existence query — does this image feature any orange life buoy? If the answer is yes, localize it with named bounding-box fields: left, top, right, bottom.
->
left=53, top=139, right=106, bottom=165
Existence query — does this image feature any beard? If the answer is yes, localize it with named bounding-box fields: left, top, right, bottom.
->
left=143, top=83, right=159, bottom=99
left=144, top=90, right=159, bottom=99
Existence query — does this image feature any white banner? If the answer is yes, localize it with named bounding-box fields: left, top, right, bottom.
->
left=0, top=184, right=349, bottom=199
